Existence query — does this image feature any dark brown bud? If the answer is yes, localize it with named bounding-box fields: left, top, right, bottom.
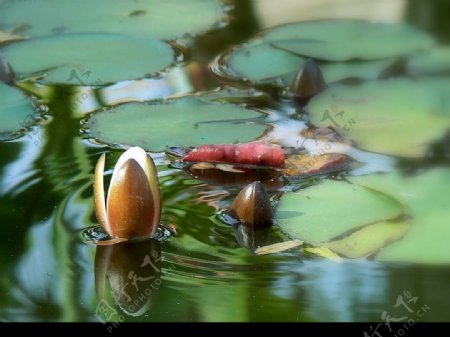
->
left=229, top=181, right=273, bottom=228
left=0, top=54, right=15, bottom=85
left=291, top=58, right=326, bottom=102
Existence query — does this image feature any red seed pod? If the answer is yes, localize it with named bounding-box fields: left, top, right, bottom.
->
left=182, top=142, right=285, bottom=168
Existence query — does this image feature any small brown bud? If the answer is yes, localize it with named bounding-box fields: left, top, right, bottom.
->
left=291, top=58, right=326, bottom=102
left=229, top=181, right=273, bottom=228
left=0, top=55, right=15, bottom=85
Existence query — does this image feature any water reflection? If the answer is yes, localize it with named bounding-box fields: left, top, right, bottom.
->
left=95, top=239, right=161, bottom=317
left=1, top=0, right=450, bottom=324
left=233, top=223, right=270, bottom=252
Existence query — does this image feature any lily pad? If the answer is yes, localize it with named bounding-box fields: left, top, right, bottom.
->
left=224, top=42, right=395, bottom=85
left=0, top=82, right=35, bottom=140
left=88, top=97, right=268, bottom=152
left=219, top=20, right=434, bottom=86
left=349, top=168, right=450, bottom=264
left=275, top=179, right=404, bottom=244
left=407, top=47, right=450, bottom=76
left=226, top=42, right=305, bottom=83
left=263, top=20, right=434, bottom=61
left=0, top=0, right=225, bottom=40
left=306, top=78, right=450, bottom=157
left=0, top=33, right=174, bottom=85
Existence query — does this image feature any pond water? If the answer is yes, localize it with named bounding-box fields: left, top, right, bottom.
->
left=0, top=0, right=449, bottom=323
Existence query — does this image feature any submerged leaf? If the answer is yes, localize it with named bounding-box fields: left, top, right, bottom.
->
left=304, top=247, right=342, bottom=262
left=88, top=97, right=268, bottom=151
left=323, top=220, right=410, bottom=259
left=0, top=29, right=26, bottom=43
left=255, top=240, right=303, bottom=255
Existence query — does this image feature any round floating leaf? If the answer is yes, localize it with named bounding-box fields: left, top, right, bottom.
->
left=0, top=33, right=174, bottom=85
left=227, top=42, right=305, bottom=83
left=224, top=43, right=396, bottom=86
left=0, top=0, right=225, bottom=39
left=0, top=82, right=35, bottom=140
left=219, top=20, right=434, bottom=86
left=306, top=78, right=450, bottom=157
left=263, top=20, right=434, bottom=61
left=88, top=97, right=268, bottom=152
left=349, top=168, right=450, bottom=264
left=275, top=179, right=404, bottom=244
left=407, top=47, right=450, bottom=76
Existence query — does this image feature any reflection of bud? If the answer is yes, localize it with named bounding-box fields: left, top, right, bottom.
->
left=234, top=223, right=270, bottom=252
left=95, top=239, right=161, bottom=317
left=291, top=58, right=326, bottom=104
left=228, top=181, right=273, bottom=229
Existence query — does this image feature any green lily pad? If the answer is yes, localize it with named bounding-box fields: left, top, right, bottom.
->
left=88, top=97, right=268, bottom=152
left=219, top=20, right=434, bottom=86
left=263, top=20, right=434, bottom=61
left=0, top=33, right=174, bottom=85
left=306, top=78, right=450, bottom=157
left=0, top=0, right=225, bottom=40
left=226, top=42, right=306, bottom=83
left=407, top=47, right=450, bottom=76
left=349, top=168, right=450, bottom=264
left=224, top=42, right=395, bottom=86
left=323, top=220, right=410, bottom=259
left=0, top=82, right=35, bottom=140
left=275, top=179, right=404, bottom=244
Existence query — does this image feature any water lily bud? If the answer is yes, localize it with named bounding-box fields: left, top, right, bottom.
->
left=0, top=54, right=15, bottom=85
left=95, top=239, right=161, bottom=316
left=229, top=181, right=273, bottom=228
left=94, top=147, right=161, bottom=239
left=291, top=58, right=326, bottom=102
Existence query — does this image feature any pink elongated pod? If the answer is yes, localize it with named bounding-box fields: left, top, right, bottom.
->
left=182, top=142, right=285, bottom=168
